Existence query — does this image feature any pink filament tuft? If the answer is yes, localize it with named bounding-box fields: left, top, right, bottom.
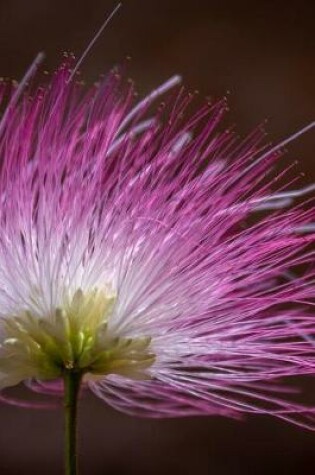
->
left=0, top=62, right=314, bottom=430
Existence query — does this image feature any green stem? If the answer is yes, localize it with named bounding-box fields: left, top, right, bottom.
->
left=64, top=370, right=82, bottom=475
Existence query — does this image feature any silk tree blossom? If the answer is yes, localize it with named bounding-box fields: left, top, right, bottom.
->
left=0, top=58, right=315, bottom=432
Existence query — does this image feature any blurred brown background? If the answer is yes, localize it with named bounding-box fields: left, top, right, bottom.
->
left=0, top=0, right=314, bottom=474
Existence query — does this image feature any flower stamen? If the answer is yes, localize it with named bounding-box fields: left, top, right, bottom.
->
left=0, top=288, right=155, bottom=387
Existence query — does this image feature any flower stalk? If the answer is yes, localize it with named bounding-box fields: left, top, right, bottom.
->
left=64, top=370, right=83, bottom=475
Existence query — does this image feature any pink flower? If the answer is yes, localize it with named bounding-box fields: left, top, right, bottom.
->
left=0, top=57, right=315, bottom=430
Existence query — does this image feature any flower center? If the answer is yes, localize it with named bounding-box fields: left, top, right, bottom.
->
left=0, top=288, right=155, bottom=388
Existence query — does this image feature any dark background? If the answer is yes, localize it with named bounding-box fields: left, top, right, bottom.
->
left=0, top=1, right=314, bottom=474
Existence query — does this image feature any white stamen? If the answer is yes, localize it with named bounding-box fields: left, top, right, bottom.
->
left=171, top=132, right=192, bottom=154
left=67, top=3, right=122, bottom=83
left=107, top=118, right=156, bottom=155
left=294, top=224, right=315, bottom=233
left=224, top=181, right=315, bottom=213
left=256, top=183, right=315, bottom=202
left=239, top=121, right=315, bottom=179
left=253, top=198, right=293, bottom=211
left=116, top=75, right=182, bottom=135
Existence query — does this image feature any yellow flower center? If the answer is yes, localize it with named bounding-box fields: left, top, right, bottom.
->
left=0, top=288, right=155, bottom=388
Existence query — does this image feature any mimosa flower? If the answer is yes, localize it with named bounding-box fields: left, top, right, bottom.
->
left=0, top=58, right=315, bottom=430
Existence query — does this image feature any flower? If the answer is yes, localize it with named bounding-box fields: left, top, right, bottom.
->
left=0, top=58, right=314, bottom=429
